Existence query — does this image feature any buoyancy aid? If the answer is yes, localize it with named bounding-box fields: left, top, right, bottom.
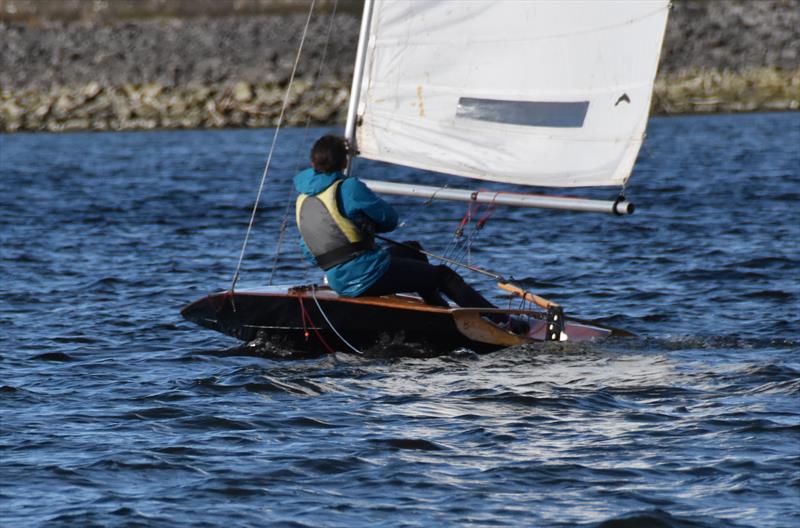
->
left=296, top=180, right=375, bottom=270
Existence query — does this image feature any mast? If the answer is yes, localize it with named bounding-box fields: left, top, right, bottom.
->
left=344, top=0, right=375, bottom=176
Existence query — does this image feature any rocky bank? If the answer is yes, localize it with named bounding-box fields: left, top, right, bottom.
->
left=1, top=0, right=798, bottom=132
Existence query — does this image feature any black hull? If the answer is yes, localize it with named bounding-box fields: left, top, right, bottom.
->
left=181, top=285, right=618, bottom=354
left=181, top=286, right=492, bottom=353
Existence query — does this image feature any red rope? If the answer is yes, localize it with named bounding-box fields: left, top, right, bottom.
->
left=297, top=296, right=310, bottom=341
left=476, top=203, right=496, bottom=229
left=456, top=200, right=477, bottom=235
left=297, top=296, right=336, bottom=354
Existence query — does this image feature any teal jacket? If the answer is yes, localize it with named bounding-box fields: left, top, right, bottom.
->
left=294, top=168, right=398, bottom=296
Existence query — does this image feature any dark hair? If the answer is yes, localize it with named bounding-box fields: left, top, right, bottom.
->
left=311, top=135, right=348, bottom=173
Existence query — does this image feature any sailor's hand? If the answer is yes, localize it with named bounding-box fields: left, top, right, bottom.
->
left=359, top=217, right=376, bottom=235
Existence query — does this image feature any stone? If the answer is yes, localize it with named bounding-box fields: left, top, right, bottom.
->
left=82, top=81, right=102, bottom=100
left=309, top=104, right=333, bottom=123
left=232, top=81, right=253, bottom=103
left=54, top=94, right=75, bottom=116
left=1, top=2, right=799, bottom=132
left=142, top=84, right=163, bottom=100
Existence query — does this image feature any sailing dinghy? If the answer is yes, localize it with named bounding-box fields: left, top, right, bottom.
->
left=182, top=0, right=670, bottom=353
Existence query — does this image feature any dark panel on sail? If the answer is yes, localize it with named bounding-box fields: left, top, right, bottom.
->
left=456, top=97, right=589, bottom=128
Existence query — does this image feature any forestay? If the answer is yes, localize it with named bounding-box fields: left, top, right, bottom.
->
left=352, top=0, right=669, bottom=188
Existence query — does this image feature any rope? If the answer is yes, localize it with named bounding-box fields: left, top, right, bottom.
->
left=297, top=296, right=336, bottom=354
left=441, top=200, right=475, bottom=259
left=375, top=234, right=506, bottom=281
left=443, top=200, right=495, bottom=265
left=269, top=0, right=340, bottom=285
left=310, top=286, right=364, bottom=355
left=229, top=0, right=317, bottom=293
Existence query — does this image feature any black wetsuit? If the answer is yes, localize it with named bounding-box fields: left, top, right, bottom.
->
left=361, top=241, right=503, bottom=322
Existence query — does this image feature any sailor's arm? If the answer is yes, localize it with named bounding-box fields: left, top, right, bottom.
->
left=340, top=178, right=398, bottom=232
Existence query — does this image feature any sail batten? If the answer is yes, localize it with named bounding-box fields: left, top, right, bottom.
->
left=352, top=0, right=669, bottom=189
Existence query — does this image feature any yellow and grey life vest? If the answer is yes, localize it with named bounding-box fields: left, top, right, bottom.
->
left=296, top=180, right=375, bottom=270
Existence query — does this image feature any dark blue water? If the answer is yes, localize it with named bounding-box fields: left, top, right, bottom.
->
left=1, top=112, right=798, bottom=527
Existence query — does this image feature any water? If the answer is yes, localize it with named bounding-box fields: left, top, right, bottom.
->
left=1, top=112, right=798, bottom=527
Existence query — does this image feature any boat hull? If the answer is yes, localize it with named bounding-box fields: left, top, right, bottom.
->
left=181, top=285, right=622, bottom=354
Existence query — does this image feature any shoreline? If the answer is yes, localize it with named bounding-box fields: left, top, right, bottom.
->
left=2, top=68, right=798, bottom=133
left=3, top=109, right=797, bottom=139
left=1, top=0, right=797, bottom=133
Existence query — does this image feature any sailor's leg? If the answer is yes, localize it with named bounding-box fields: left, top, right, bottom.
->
left=385, top=240, right=429, bottom=263
left=382, top=241, right=449, bottom=302
left=435, top=265, right=499, bottom=313
left=435, top=266, right=530, bottom=331
left=361, top=257, right=448, bottom=307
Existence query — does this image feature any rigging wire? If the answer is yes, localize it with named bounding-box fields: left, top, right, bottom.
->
left=440, top=199, right=474, bottom=259
left=439, top=200, right=496, bottom=268
left=229, top=0, right=318, bottom=293
left=269, top=0, right=341, bottom=285
left=450, top=202, right=496, bottom=266
left=309, top=286, right=364, bottom=355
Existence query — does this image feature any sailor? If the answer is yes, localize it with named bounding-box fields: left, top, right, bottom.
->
left=294, top=135, right=528, bottom=333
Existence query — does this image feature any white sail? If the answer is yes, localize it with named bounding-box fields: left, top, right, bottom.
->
left=352, top=0, right=669, bottom=188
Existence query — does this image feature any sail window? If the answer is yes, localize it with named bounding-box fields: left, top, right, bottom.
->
left=456, top=98, right=589, bottom=128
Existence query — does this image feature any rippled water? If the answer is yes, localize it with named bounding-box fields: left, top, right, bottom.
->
left=1, top=112, right=799, bottom=527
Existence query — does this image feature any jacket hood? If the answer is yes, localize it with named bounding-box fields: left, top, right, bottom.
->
left=294, top=168, right=343, bottom=196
